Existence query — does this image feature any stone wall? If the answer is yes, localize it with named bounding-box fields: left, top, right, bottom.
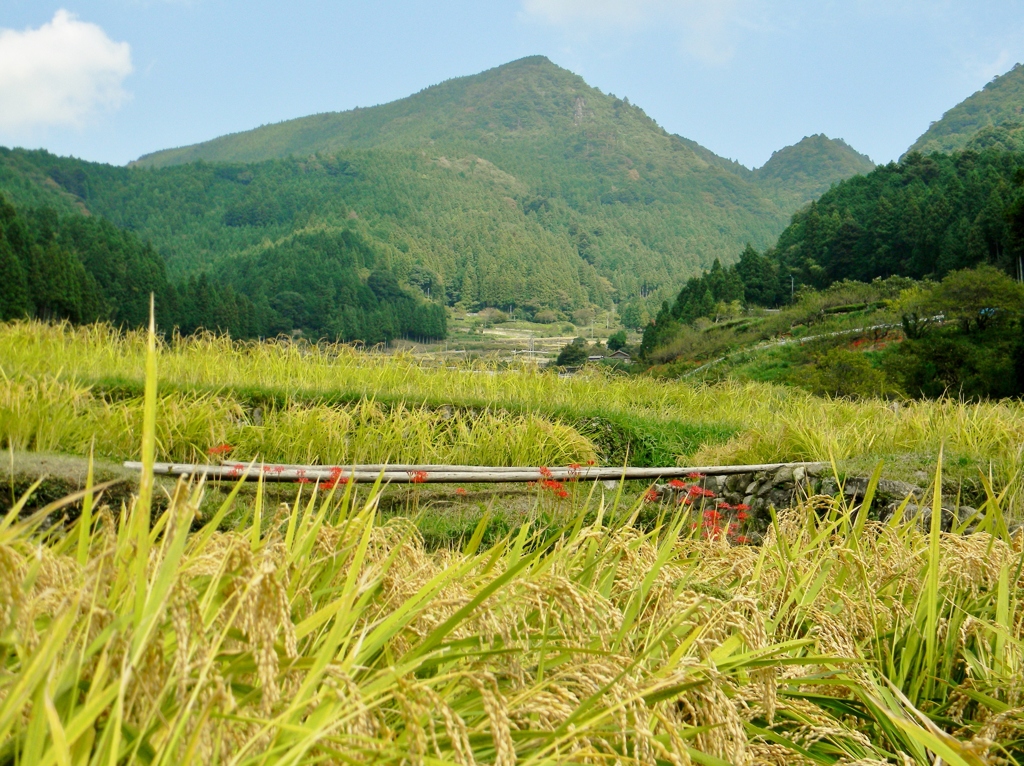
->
left=654, top=464, right=1014, bottom=540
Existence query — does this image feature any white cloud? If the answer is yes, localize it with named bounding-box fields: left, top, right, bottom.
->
left=521, top=0, right=751, bottom=65
left=0, top=10, right=132, bottom=132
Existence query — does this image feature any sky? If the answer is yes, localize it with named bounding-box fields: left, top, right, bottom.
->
left=1, top=1, right=1023, bottom=169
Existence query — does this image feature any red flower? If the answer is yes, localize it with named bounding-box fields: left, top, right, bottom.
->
left=408, top=470, right=429, bottom=484
left=586, top=459, right=595, bottom=466
left=735, top=535, right=751, bottom=545
left=568, top=463, right=581, bottom=471
left=455, top=487, right=467, bottom=496
left=539, top=466, right=553, bottom=478
left=557, top=489, right=569, bottom=499
left=297, top=477, right=312, bottom=484
left=644, top=488, right=660, bottom=503
left=737, top=510, right=749, bottom=521
left=668, top=479, right=688, bottom=490
left=324, top=466, right=350, bottom=489
left=688, top=486, right=716, bottom=498
left=735, top=503, right=751, bottom=512
left=687, top=472, right=705, bottom=480
left=716, top=501, right=733, bottom=510
left=207, top=444, right=234, bottom=455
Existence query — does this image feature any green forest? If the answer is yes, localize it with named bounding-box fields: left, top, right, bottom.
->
left=0, top=191, right=445, bottom=344
left=17, top=60, right=875, bottom=294
left=641, top=134, right=1024, bottom=399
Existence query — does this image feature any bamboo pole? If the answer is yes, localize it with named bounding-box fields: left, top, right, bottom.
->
left=124, top=461, right=824, bottom=484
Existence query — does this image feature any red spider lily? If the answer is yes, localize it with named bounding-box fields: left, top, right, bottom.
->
left=716, top=502, right=733, bottom=510
left=735, top=535, right=751, bottom=545
left=668, top=479, right=688, bottom=490
left=737, top=510, right=749, bottom=521
left=296, top=477, right=312, bottom=484
left=644, top=488, right=661, bottom=503
left=586, top=459, right=595, bottom=466
left=568, top=463, right=581, bottom=471
left=556, top=489, right=569, bottom=499
left=408, top=470, right=429, bottom=484
left=688, top=486, right=716, bottom=498
left=539, top=466, right=553, bottom=478
left=680, top=497, right=693, bottom=506
left=455, top=487, right=467, bottom=496
left=207, top=444, right=234, bottom=456
left=687, top=472, right=705, bottom=480
left=542, top=479, right=564, bottom=492
left=323, top=466, right=350, bottom=489
left=703, top=509, right=723, bottom=523
left=735, top=503, right=751, bottom=512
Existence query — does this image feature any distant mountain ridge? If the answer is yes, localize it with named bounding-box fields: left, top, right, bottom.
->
left=134, top=56, right=868, bottom=217
left=1, top=56, right=875, bottom=330
left=906, top=62, right=1024, bottom=157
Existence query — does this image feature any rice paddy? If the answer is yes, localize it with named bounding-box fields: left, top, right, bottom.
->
left=2, top=319, right=1024, bottom=763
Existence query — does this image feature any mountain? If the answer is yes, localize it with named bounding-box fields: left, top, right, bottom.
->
left=0, top=56, right=873, bottom=330
left=752, top=134, right=875, bottom=208
left=906, top=63, right=1024, bottom=156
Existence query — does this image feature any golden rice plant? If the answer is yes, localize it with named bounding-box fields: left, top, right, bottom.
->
left=0, top=372, right=598, bottom=467
left=3, top=450, right=1023, bottom=763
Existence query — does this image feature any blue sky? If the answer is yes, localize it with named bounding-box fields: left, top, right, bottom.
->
left=2, top=0, right=1023, bottom=168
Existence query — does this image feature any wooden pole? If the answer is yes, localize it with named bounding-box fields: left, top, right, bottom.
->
left=124, top=461, right=824, bottom=484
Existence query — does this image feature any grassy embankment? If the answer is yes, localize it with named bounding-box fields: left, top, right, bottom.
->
left=0, top=314, right=1022, bottom=763
left=646, top=280, right=906, bottom=384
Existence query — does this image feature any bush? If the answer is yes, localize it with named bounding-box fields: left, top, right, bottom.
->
left=606, top=330, right=627, bottom=351
left=882, top=327, right=1024, bottom=400
left=534, top=309, right=558, bottom=324
left=555, top=337, right=590, bottom=366
left=808, top=348, right=888, bottom=399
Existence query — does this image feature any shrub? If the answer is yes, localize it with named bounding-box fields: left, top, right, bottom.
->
left=606, top=330, right=627, bottom=351
left=534, top=309, right=558, bottom=324
left=555, top=336, right=590, bottom=366
left=808, top=347, right=888, bottom=399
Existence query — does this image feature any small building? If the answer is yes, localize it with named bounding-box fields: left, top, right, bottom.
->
left=587, top=355, right=606, bottom=362
left=607, top=349, right=631, bottom=361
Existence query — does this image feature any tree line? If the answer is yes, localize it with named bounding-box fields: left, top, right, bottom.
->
left=0, top=194, right=446, bottom=344
left=641, top=141, right=1024, bottom=398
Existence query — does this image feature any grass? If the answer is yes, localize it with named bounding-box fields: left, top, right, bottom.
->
left=2, top=321, right=1023, bottom=512
left=2, top=316, right=1024, bottom=763
left=3, top=434, right=1023, bottom=762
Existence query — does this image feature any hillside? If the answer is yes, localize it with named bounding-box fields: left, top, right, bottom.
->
left=906, top=62, right=1024, bottom=156
left=752, top=134, right=875, bottom=208
left=0, top=56, right=875, bottom=329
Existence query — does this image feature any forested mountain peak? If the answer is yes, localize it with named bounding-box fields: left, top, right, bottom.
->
left=2, top=56, right=878, bottom=339
left=906, top=62, right=1024, bottom=157
left=133, top=55, right=622, bottom=168
left=753, top=134, right=875, bottom=208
